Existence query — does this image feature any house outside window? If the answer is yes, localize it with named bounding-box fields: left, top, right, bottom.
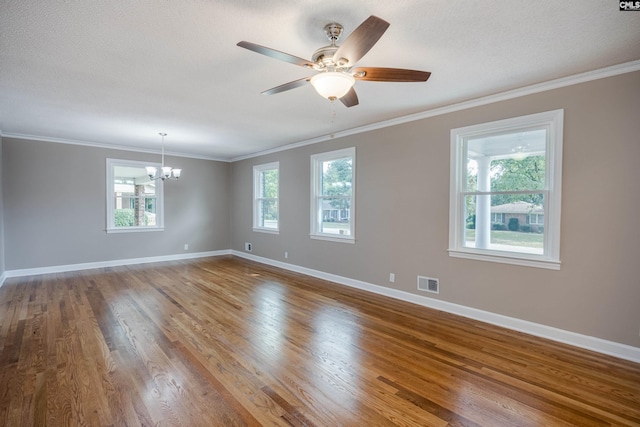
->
left=106, top=158, right=164, bottom=233
left=449, top=110, right=563, bottom=269
left=253, top=162, right=279, bottom=233
left=310, top=147, right=355, bottom=242
left=492, top=201, right=544, bottom=232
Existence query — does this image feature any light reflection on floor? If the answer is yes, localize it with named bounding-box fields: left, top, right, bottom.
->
left=309, top=306, right=361, bottom=412
left=249, top=281, right=363, bottom=412
left=250, top=282, right=288, bottom=366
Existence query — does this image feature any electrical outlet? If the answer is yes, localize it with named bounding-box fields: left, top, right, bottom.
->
left=245, top=242, right=252, bottom=252
left=284, top=251, right=288, bottom=259
left=184, top=244, right=189, bottom=250
left=389, top=273, right=395, bottom=283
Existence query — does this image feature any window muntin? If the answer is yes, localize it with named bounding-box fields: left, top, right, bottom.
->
left=253, top=162, right=279, bottom=233
left=449, top=110, right=563, bottom=269
left=310, top=148, right=355, bottom=242
left=106, top=159, right=164, bottom=232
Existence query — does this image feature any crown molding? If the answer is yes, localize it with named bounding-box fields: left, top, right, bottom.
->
left=0, top=131, right=231, bottom=162
left=230, top=59, right=640, bottom=162
left=3, top=60, right=639, bottom=163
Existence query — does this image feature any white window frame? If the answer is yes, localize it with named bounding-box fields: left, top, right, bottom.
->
left=253, top=161, right=279, bottom=234
left=310, top=147, right=356, bottom=243
left=106, top=158, right=164, bottom=233
left=448, top=110, right=563, bottom=270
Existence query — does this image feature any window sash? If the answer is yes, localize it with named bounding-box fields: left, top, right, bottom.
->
left=253, top=162, right=279, bottom=232
left=255, top=198, right=278, bottom=229
left=310, top=148, right=355, bottom=242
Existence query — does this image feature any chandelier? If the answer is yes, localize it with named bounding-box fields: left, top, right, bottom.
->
left=145, top=133, right=181, bottom=181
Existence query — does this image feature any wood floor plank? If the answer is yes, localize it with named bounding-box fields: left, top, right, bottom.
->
left=1, top=255, right=639, bottom=426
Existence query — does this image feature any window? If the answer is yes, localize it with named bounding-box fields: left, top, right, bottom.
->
left=106, top=158, right=164, bottom=233
left=528, top=214, right=544, bottom=225
left=253, top=162, right=279, bottom=233
left=491, top=213, right=505, bottom=224
left=310, top=147, right=355, bottom=242
left=449, top=110, right=563, bottom=269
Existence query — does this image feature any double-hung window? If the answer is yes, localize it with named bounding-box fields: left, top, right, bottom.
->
left=310, top=147, right=355, bottom=242
left=253, top=162, right=279, bottom=233
left=106, top=158, right=164, bottom=232
left=449, top=110, right=563, bottom=269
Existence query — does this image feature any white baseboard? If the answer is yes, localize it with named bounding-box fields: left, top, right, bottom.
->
left=3, top=250, right=638, bottom=363
left=2, top=250, right=232, bottom=281
left=232, top=250, right=640, bottom=364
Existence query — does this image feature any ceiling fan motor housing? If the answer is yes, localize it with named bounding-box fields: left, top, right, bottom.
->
left=312, top=23, right=347, bottom=69
left=312, top=45, right=339, bottom=68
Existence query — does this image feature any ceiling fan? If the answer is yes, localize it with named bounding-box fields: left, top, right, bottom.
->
left=237, top=15, right=431, bottom=107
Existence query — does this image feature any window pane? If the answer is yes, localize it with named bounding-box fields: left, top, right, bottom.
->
left=113, top=197, right=157, bottom=227
left=464, top=193, right=544, bottom=255
left=490, top=154, right=545, bottom=192
left=253, top=163, right=279, bottom=231
left=311, top=148, right=355, bottom=241
left=258, top=199, right=278, bottom=229
left=114, top=165, right=156, bottom=196
left=466, top=129, right=546, bottom=192
left=320, top=197, right=351, bottom=235
left=466, top=159, right=478, bottom=192
left=109, top=161, right=161, bottom=230
left=322, top=157, right=352, bottom=197
left=144, top=198, right=157, bottom=226
left=260, top=169, right=278, bottom=199
left=114, top=180, right=135, bottom=196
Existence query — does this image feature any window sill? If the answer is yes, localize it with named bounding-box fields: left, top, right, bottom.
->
left=253, top=228, right=279, bottom=235
left=106, top=227, right=165, bottom=234
left=310, top=234, right=355, bottom=244
left=448, top=248, right=560, bottom=270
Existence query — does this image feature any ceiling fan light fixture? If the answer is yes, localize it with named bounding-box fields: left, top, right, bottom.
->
left=310, top=72, right=355, bottom=101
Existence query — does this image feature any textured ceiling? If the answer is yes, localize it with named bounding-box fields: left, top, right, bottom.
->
left=1, top=1, right=639, bottom=160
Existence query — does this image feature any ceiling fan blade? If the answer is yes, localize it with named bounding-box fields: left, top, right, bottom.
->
left=237, top=41, right=315, bottom=68
left=340, top=87, right=359, bottom=107
left=352, top=67, right=431, bottom=82
left=332, top=16, right=390, bottom=66
left=261, top=77, right=312, bottom=96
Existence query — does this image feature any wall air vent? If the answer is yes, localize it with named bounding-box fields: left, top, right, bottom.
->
left=417, top=276, right=439, bottom=294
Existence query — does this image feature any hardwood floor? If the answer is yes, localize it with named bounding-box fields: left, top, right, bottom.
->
left=0, top=256, right=639, bottom=426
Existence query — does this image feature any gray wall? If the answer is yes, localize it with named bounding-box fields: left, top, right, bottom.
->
left=3, top=138, right=230, bottom=269
left=231, top=71, right=640, bottom=348
left=2, top=71, right=638, bottom=349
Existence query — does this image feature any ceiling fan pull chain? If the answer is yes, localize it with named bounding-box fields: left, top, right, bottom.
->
left=330, top=101, right=337, bottom=125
